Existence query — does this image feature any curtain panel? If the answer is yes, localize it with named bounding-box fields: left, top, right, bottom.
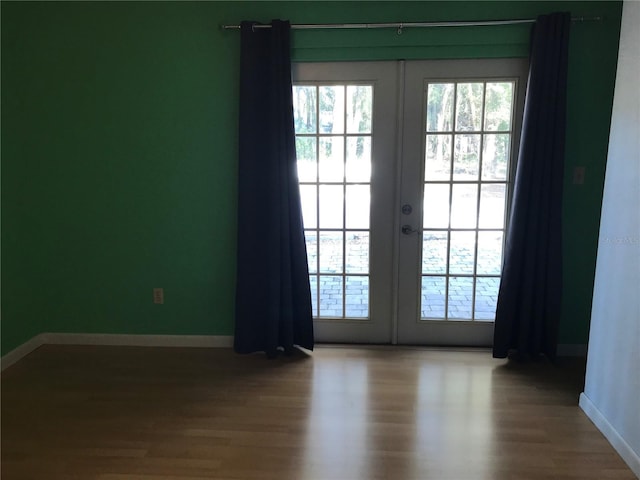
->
left=493, top=12, right=571, bottom=360
left=234, top=20, right=314, bottom=357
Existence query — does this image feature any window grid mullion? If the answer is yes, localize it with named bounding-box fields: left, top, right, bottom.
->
left=314, top=86, right=321, bottom=317
left=444, top=83, right=459, bottom=320
left=470, top=82, right=489, bottom=320
left=342, top=85, right=348, bottom=318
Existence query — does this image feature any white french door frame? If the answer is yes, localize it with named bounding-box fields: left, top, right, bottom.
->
left=292, top=62, right=399, bottom=343
left=396, top=58, right=529, bottom=346
left=293, top=58, right=528, bottom=346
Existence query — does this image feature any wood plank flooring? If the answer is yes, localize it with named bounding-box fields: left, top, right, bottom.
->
left=1, top=345, right=636, bottom=479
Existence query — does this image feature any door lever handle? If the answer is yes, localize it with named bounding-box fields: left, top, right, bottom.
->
left=401, top=225, right=420, bottom=235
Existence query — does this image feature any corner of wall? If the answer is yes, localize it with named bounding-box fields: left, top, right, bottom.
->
left=1, top=333, right=48, bottom=371
left=1, top=333, right=235, bottom=372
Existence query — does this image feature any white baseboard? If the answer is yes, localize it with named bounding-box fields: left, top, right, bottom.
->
left=2, top=333, right=234, bottom=371
left=42, top=333, right=234, bottom=348
left=557, top=343, right=588, bottom=356
left=580, top=392, right=640, bottom=478
left=0, top=333, right=48, bottom=371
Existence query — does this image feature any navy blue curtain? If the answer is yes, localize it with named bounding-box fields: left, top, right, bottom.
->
left=234, top=20, right=314, bottom=357
left=493, top=13, right=571, bottom=360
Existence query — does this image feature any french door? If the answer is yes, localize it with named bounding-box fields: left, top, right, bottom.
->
left=292, top=59, right=527, bottom=345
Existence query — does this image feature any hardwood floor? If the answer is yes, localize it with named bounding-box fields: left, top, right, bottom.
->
left=1, top=345, right=636, bottom=479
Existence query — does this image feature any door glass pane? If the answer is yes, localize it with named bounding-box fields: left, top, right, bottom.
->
left=477, top=231, right=503, bottom=275
left=319, top=231, right=343, bottom=273
left=449, top=231, right=476, bottom=274
left=346, top=86, right=372, bottom=133
left=450, top=184, right=478, bottom=228
left=448, top=276, right=473, bottom=320
left=453, top=134, right=481, bottom=180
left=421, top=276, right=446, bottom=319
left=423, top=184, right=450, bottom=228
left=484, top=82, right=513, bottom=131
left=482, top=134, right=509, bottom=181
left=319, top=275, right=343, bottom=317
left=305, top=231, right=317, bottom=274
left=319, top=136, right=344, bottom=182
left=296, top=137, right=317, bottom=182
left=475, top=277, right=500, bottom=321
left=345, top=276, right=368, bottom=318
left=346, top=136, right=371, bottom=182
left=425, top=134, right=451, bottom=181
left=346, top=185, right=369, bottom=229
left=319, top=185, right=343, bottom=228
left=346, top=232, right=369, bottom=274
left=478, top=184, right=506, bottom=229
left=426, top=83, right=454, bottom=132
left=455, top=83, right=484, bottom=132
left=293, top=86, right=317, bottom=134
left=422, top=231, right=447, bottom=274
left=300, top=185, right=317, bottom=229
left=319, top=86, right=345, bottom=134
left=309, top=275, right=318, bottom=317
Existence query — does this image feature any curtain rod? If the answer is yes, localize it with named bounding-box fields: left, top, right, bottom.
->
left=221, top=16, right=601, bottom=31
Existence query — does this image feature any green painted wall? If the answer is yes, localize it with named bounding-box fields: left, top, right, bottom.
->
left=1, top=1, right=622, bottom=355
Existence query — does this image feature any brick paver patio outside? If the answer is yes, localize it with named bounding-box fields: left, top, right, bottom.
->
left=306, top=232, right=502, bottom=321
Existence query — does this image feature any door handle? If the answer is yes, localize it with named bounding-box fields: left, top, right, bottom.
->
left=401, top=225, right=420, bottom=235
